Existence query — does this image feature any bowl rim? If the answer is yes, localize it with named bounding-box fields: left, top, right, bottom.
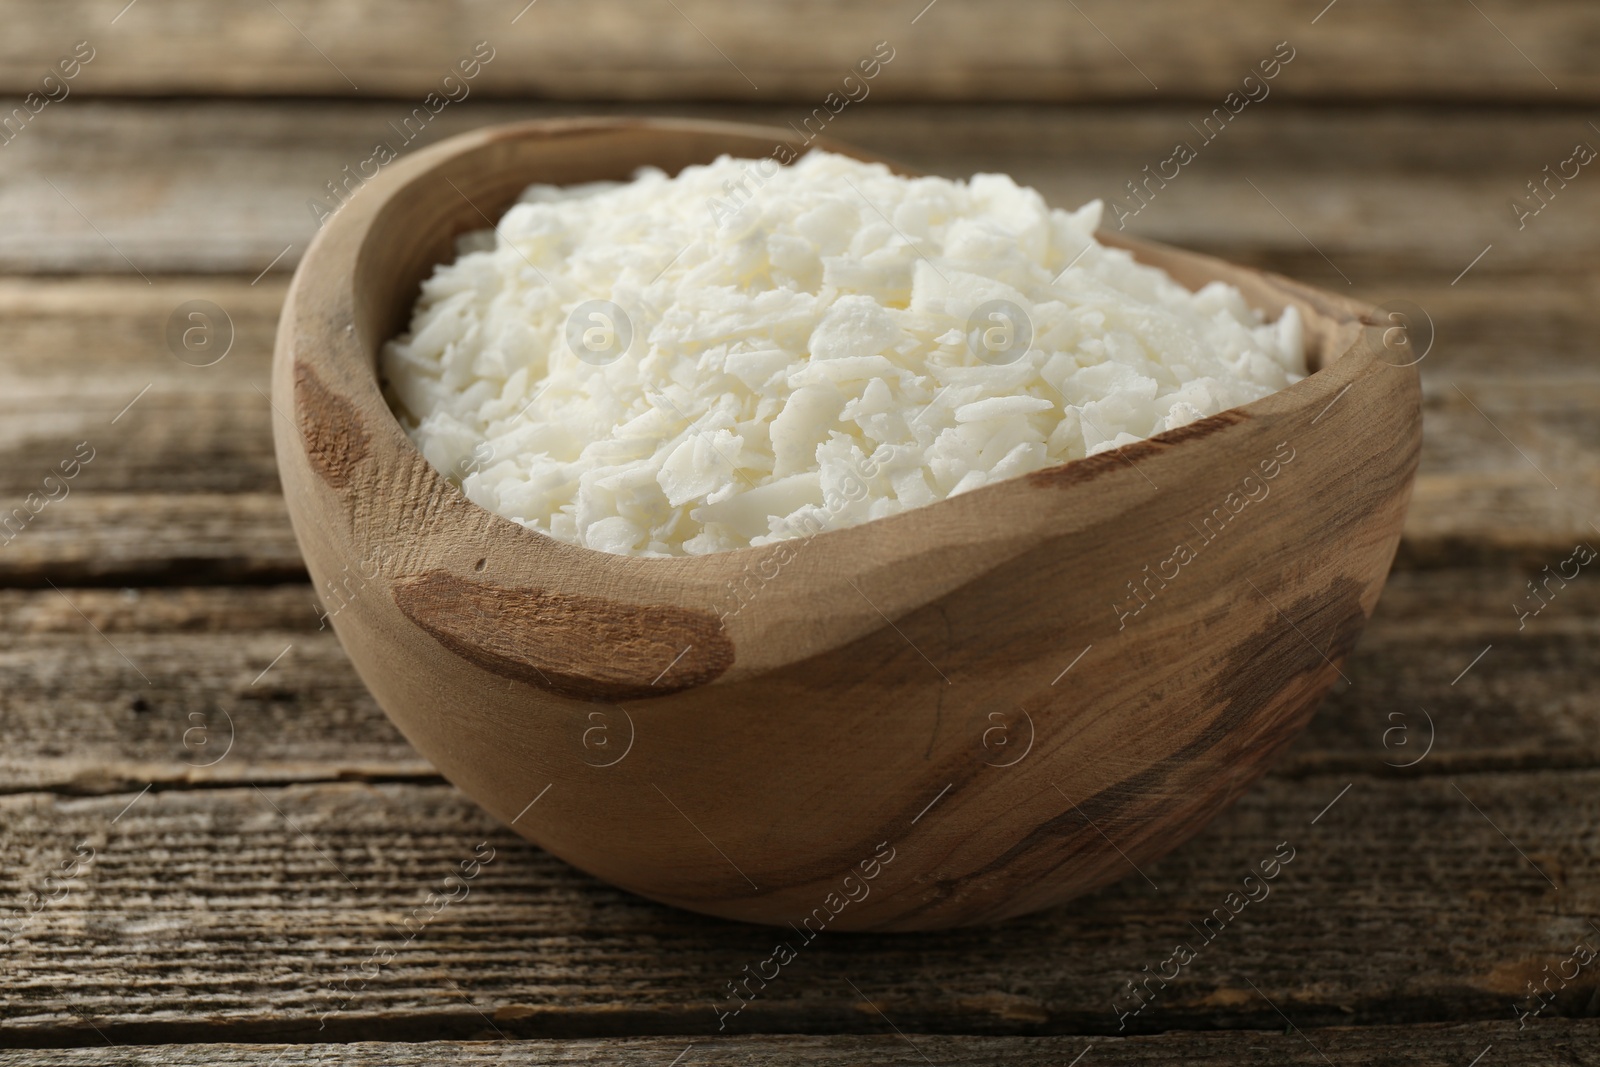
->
left=284, top=114, right=1385, bottom=575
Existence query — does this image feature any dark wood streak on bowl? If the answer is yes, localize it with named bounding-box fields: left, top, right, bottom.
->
left=295, top=361, right=370, bottom=490
left=393, top=572, right=735, bottom=700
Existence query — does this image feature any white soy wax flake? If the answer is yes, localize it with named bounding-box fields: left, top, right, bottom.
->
left=383, top=151, right=1306, bottom=557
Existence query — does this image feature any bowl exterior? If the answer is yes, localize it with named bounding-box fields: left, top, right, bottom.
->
left=273, top=118, right=1421, bottom=931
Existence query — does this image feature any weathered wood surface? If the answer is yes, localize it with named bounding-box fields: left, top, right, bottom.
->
left=0, top=1025, right=1596, bottom=1066
left=0, top=770, right=1593, bottom=1038
left=0, top=493, right=301, bottom=586
left=0, top=0, right=1589, bottom=102
left=2, top=567, right=1595, bottom=792
left=0, top=274, right=303, bottom=583
left=0, top=261, right=1595, bottom=582
left=0, top=586, right=430, bottom=792
left=0, top=37, right=1593, bottom=1057
left=2, top=102, right=1593, bottom=276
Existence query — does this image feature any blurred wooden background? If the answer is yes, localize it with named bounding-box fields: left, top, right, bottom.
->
left=2, top=1, right=1599, bottom=1064
left=2, top=0, right=1596, bottom=100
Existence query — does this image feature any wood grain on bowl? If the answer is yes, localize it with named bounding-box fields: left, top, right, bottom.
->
left=272, top=118, right=1421, bottom=931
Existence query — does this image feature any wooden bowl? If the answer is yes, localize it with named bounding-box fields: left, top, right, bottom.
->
left=272, top=117, right=1420, bottom=931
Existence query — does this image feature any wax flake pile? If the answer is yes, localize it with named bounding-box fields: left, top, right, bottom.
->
left=382, top=151, right=1306, bottom=556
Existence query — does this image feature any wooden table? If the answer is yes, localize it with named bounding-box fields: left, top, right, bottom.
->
left=3, top=2, right=1598, bottom=1063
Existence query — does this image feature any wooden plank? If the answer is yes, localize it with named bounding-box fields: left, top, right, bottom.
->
left=0, top=493, right=302, bottom=586
left=0, top=276, right=281, bottom=494
left=0, top=1025, right=1595, bottom=1064
left=0, top=1, right=1591, bottom=102
left=1, top=271, right=1595, bottom=582
left=1304, top=566, right=1600, bottom=774
left=0, top=770, right=1593, bottom=1038
left=0, top=276, right=301, bottom=584
left=0, top=586, right=429, bottom=792
left=1402, top=375, right=1600, bottom=569
left=1, top=102, right=1595, bottom=276
left=4, top=565, right=1597, bottom=792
